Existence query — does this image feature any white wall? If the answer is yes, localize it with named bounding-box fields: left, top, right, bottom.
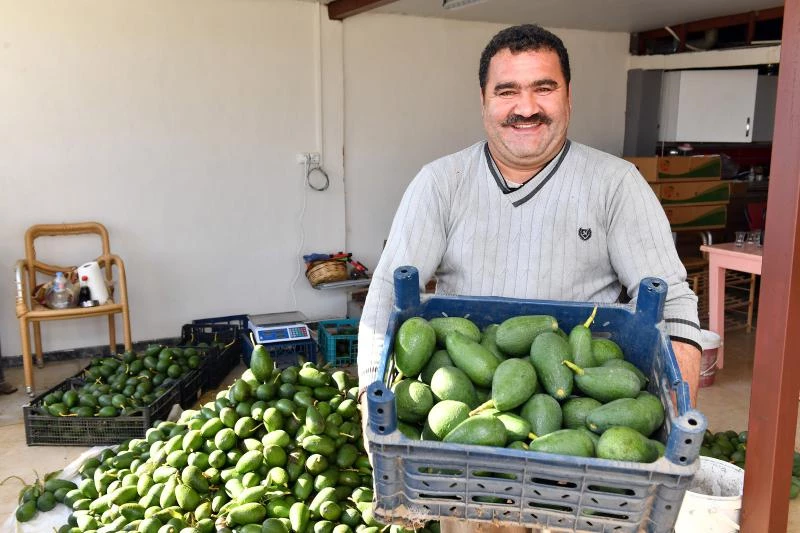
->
left=342, top=14, right=630, bottom=270
left=0, top=0, right=347, bottom=358
left=0, top=3, right=632, bottom=360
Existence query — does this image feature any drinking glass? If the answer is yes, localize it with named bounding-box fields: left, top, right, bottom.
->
left=734, top=231, right=746, bottom=247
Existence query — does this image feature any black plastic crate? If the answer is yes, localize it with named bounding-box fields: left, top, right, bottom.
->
left=181, top=316, right=245, bottom=389
left=23, top=372, right=180, bottom=446
left=242, top=333, right=317, bottom=369
left=178, top=368, right=204, bottom=409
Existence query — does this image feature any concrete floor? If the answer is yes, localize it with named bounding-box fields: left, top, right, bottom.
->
left=0, top=330, right=798, bottom=531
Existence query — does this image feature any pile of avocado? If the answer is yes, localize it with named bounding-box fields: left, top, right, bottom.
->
left=390, top=310, right=666, bottom=463
left=699, top=429, right=800, bottom=500
left=9, top=473, right=77, bottom=524
left=19, top=344, right=438, bottom=533
left=36, top=345, right=206, bottom=417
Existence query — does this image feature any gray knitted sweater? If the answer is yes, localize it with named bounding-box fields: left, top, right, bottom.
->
left=357, top=140, right=701, bottom=388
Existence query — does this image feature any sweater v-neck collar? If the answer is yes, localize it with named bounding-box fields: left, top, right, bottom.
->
left=484, top=140, right=571, bottom=207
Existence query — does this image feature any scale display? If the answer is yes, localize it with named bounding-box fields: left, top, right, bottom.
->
left=248, top=311, right=311, bottom=344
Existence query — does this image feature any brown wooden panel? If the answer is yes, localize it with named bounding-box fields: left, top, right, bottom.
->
left=741, top=0, right=800, bottom=530
left=327, top=0, right=398, bottom=20
left=635, top=6, right=784, bottom=53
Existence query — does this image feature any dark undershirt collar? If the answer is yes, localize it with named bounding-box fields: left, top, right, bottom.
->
left=484, top=140, right=571, bottom=207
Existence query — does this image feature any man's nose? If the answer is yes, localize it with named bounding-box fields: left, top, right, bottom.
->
left=514, top=90, right=541, bottom=117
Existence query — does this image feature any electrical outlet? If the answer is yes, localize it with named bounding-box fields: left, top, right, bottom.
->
left=309, top=153, right=320, bottom=166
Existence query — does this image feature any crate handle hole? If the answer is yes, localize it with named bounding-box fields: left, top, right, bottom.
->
left=383, top=475, right=389, bottom=481
left=420, top=493, right=461, bottom=502
left=532, top=477, right=577, bottom=489
left=377, top=408, right=384, bottom=414
left=688, top=418, right=698, bottom=426
left=665, top=505, right=672, bottom=510
left=684, top=438, right=692, bottom=445
left=374, top=389, right=384, bottom=397
left=587, top=485, right=635, bottom=496
left=378, top=425, right=385, bottom=432
left=679, top=456, right=687, bottom=463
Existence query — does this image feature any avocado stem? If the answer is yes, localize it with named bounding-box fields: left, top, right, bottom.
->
left=583, top=306, right=598, bottom=328
left=563, top=360, right=584, bottom=375
left=468, top=400, right=494, bottom=417
left=390, top=372, right=404, bottom=388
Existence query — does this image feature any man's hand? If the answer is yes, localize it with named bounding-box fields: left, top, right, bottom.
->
left=671, top=340, right=701, bottom=408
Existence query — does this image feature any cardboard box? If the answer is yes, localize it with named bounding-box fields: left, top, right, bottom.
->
left=650, top=183, right=660, bottom=197
left=624, top=155, right=722, bottom=182
left=658, top=156, right=721, bottom=181
left=660, top=180, right=730, bottom=206
left=663, top=204, right=727, bottom=230
left=625, top=157, right=659, bottom=183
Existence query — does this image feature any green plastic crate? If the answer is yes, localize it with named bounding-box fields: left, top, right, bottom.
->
left=318, top=319, right=358, bottom=366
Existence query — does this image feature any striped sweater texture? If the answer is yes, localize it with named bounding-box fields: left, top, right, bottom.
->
left=357, top=140, right=701, bottom=388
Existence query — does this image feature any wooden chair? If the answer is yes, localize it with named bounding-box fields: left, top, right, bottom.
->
left=14, top=222, right=132, bottom=395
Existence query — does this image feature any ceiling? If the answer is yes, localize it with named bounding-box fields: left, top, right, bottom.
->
left=359, top=0, right=783, bottom=33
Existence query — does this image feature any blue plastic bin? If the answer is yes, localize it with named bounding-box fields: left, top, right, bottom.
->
left=365, top=266, right=707, bottom=533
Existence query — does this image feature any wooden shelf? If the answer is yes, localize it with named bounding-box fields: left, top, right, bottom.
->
left=312, top=278, right=371, bottom=291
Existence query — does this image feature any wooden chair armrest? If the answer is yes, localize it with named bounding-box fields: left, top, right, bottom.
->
left=15, top=260, right=31, bottom=317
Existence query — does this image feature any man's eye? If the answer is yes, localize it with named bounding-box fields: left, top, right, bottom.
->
left=498, top=91, right=515, bottom=97
left=536, top=87, right=554, bottom=95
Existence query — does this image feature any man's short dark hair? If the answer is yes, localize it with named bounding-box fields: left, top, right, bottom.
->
left=479, top=24, right=571, bottom=93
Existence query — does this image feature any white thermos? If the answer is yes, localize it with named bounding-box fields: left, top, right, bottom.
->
left=76, top=261, right=110, bottom=304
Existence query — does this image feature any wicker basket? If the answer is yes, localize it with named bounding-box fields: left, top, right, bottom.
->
left=306, top=260, right=348, bottom=286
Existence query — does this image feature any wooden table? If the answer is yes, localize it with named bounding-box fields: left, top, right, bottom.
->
left=699, top=242, right=763, bottom=368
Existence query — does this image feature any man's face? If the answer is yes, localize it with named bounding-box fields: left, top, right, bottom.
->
left=481, top=48, right=571, bottom=177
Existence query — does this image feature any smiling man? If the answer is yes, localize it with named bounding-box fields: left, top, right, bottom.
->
left=358, top=24, right=701, bottom=465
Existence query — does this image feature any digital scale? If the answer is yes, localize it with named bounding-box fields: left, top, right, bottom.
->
left=248, top=311, right=311, bottom=344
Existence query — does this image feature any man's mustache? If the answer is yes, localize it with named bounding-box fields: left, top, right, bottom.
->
left=503, top=113, right=552, bottom=127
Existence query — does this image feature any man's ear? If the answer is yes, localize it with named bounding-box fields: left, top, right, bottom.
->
left=568, top=82, right=573, bottom=110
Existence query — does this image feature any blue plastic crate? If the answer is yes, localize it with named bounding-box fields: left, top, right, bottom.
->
left=241, top=332, right=317, bottom=369
left=365, top=266, right=707, bottom=533
left=318, top=318, right=358, bottom=366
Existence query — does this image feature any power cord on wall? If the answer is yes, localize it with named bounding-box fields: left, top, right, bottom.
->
left=290, top=154, right=330, bottom=312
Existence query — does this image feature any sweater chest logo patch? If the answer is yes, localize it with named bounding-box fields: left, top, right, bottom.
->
left=578, top=228, right=592, bottom=241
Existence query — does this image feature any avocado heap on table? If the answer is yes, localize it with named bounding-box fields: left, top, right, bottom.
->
left=392, top=311, right=666, bottom=463
left=36, top=344, right=208, bottom=417
left=18, top=344, right=438, bottom=533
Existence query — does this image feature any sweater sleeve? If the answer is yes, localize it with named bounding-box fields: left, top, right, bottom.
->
left=606, top=165, right=702, bottom=349
left=357, top=167, right=448, bottom=389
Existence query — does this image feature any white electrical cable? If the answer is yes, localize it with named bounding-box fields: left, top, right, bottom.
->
left=664, top=26, right=704, bottom=52
left=290, top=155, right=310, bottom=312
